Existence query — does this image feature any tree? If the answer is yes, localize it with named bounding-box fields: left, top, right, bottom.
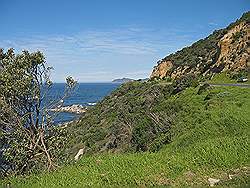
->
left=0, top=48, right=77, bottom=177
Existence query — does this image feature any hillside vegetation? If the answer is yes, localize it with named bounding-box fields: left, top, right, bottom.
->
left=1, top=85, right=249, bottom=187
left=64, top=76, right=199, bottom=155
left=1, top=12, right=249, bottom=188
left=151, top=11, right=249, bottom=80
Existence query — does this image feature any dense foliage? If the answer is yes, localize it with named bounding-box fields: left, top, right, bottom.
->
left=0, top=49, right=76, bottom=177
left=165, top=29, right=225, bottom=68
left=66, top=75, right=199, bottom=155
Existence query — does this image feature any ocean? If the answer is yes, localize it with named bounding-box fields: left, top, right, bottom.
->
left=48, top=83, right=121, bottom=124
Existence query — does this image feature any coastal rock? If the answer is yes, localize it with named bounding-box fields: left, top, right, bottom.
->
left=59, top=120, right=74, bottom=128
left=50, top=104, right=87, bottom=114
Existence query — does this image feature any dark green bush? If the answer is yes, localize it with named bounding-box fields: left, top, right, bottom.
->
left=172, top=74, right=199, bottom=94
left=131, top=118, right=153, bottom=152
left=229, top=70, right=248, bottom=80
left=197, top=83, right=211, bottom=95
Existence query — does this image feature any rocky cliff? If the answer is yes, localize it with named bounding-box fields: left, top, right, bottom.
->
left=151, top=12, right=250, bottom=80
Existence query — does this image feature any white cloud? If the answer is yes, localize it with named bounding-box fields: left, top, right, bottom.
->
left=0, top=26, right=193, bottom=57
left=208, top=22, right=218, bottom=26
left=0, top=26, right=195, bottom=82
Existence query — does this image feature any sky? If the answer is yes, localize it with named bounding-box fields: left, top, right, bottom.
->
left=0, top=0, right=249, bottom=82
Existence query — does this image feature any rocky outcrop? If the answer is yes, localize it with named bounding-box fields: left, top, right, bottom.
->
left=50, top=104, right=87, bottom=114
left=213, top=21, right=249, bottom=72
left=151, top=60, right=173, bottom=79
left=150, top=12, right=250, bottom=80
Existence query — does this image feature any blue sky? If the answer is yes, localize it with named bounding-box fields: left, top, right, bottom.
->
left=0, top=0, right=249, bottom=82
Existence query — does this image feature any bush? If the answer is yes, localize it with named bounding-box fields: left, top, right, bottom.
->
left=131, top=118, right=153, bottom=151
left=172, top=74, right=199, bottom=94
left=197, top=83, right=210, bottom=95
left=229, top=70, right=248, bottom=80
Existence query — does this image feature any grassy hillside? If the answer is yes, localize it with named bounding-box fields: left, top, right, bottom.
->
left=1, top=85, right=249, bottom=187
left=63, top=77, right=200, bottom=155
left=208, top=72, right=250, bottom=84
left=1, top=12, right=249, bottom=187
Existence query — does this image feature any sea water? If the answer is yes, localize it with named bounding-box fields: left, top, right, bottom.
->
left=48, top=83, right=121, bottom=124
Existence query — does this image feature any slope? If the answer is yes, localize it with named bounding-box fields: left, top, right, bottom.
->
left=1, top=85, right=249, bottom=187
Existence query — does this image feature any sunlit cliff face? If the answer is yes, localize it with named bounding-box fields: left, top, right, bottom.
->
left=151, top=20, right=249, bottom=80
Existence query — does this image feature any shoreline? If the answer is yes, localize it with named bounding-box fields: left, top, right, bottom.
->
left=50, top=104, right=87, bottom=114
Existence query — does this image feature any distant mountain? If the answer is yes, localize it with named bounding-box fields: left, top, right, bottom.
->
left=112, top=78, right=134, bottom=83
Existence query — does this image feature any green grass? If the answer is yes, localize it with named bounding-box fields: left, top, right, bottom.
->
left=1, top=86, right=249, bottom=187
left=208, top=73, right=237, bottom=84
left=208, top=72, right=250, bottom=84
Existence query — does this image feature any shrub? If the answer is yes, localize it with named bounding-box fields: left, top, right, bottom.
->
left=172, top=74, right=199, bottom=94
left=197, top=83, right=210, bottom=95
